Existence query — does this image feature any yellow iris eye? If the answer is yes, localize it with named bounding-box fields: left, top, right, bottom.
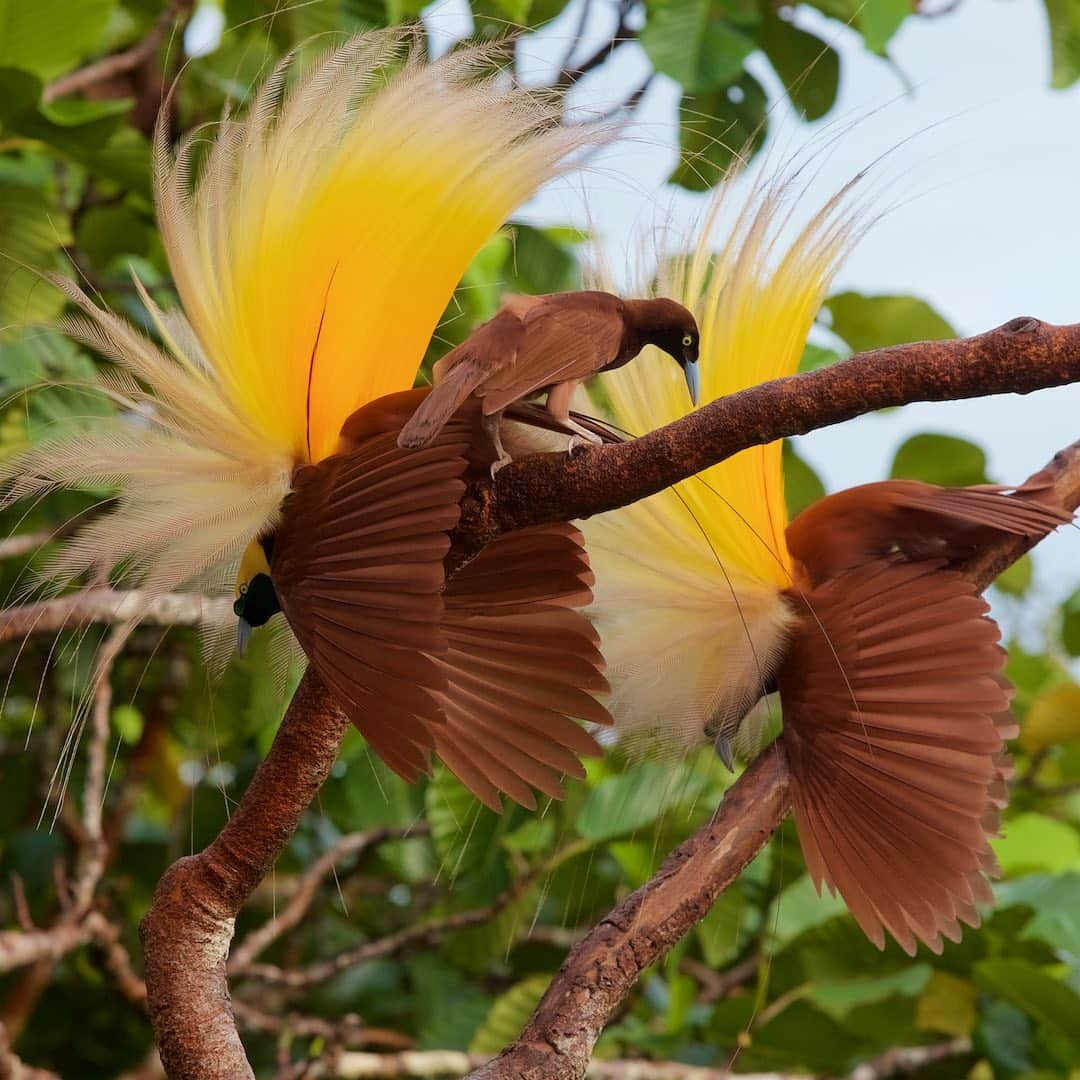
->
left=239, top=583, right=248, bottom=595
left=682, top=334, right=693, bottom=347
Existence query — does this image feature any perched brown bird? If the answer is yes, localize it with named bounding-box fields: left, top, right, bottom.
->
left=397, top=291, right=701, bottom=472
left=238, top=389, right=611, bottom=809
left=582, top=166, right=1075, bottom=954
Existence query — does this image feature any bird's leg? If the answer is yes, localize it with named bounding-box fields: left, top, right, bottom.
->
left=482, top=410, right=512, bottom=478
left=546, top=381, right=601, bottom=457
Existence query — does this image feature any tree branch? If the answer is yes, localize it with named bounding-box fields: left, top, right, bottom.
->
left=463, top=437, right=1080, bottom=1080
left=453, top=317, right=1080, bottom=561
left=139, top=669, right=349, bottom=1080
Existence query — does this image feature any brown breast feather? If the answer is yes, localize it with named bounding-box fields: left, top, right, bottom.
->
left=283, top=390, right=611, bottom=804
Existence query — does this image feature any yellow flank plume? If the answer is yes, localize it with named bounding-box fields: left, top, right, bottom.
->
left=158, top=31, right=594, bottom=464
left=1, top=31, right=595, bottom=604
left=590, top=171, right=864, bottom=587
left=582, top=166, right=866, bottom=754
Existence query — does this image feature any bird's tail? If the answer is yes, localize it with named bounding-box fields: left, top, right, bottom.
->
left=397, top=364, right=481, bottom=449
left=433, top=523, right=612, bottom=811
left=778, top=559, right=1013, bottom=955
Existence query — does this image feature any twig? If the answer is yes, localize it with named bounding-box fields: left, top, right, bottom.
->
left=298, top=1049, right=807, bottom=1079
left=228, top=825, right=428, bottom=975
left=42, top=3, right=185, bottom=103
left=556, top=0, right=638, bottom=87
left=849, top=1037, right=971, bottom=1079
left=465, top=440, right=1080, bottom=1080
left=73, top=623, right=134, bottom=912
left=231, top=1002, right=412, bottom=1052
left=0, top=1020, right=61, bottom=1080
left=0, top=588, right=230, bottom=643
left=241, top=846, right=552, bottom=989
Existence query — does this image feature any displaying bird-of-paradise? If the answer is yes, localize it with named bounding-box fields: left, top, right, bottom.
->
left=582, top=169, right=1071, bottom=954
left=397, top=290, right=701, bottom=472
left=0, top=30, right=610, bottom=810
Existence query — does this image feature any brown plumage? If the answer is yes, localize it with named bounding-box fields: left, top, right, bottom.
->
left=258, top=389, right=611, bottom=806
left=397, top=292, right=701, bottom=472
left=778, top=481, right=1070, bottom=953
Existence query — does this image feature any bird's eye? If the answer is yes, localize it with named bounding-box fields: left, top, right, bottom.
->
left=682, top=334, right=694, bottom=347
left=239, top=583, right=248, bottom=595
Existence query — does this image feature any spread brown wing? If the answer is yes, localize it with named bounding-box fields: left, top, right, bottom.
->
left=432, top=523, right=611, bottom=811
left=397, top=310, right=524, bottom=448
left=778, top=559, right=1011, bottom=955
left=272, top=418, right=471, bottom=780
left=477, top=294, right=626, bottom=415
left=786, top=480, right=1070, bottom=586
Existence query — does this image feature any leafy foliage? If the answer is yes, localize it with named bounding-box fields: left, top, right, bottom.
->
left=1, top=3, right=1078, bottom=1079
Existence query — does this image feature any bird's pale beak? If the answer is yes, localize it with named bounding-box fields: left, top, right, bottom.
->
left=236, top=617, right=253, bottom=656
left=683, top=358, right=700, bottom=406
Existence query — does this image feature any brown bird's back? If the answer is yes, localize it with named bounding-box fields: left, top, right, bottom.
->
left=275, top=389, right=611, bottom=804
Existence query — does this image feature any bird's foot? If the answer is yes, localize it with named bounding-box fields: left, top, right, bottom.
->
left=489, top=454, right=512, bottom=479
left=566, top=429, right=602, bottom=457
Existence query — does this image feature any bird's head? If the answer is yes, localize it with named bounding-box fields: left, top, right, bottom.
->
left=234, top=535, right=280, bottom=654
left=634, top=298, right=701, bottom=406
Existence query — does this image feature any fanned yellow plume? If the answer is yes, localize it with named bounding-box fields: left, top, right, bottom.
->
left=1, top=31, right=595, bottom=599
left=159, top=30, right=592, bottom=464
left=583, top=166, right=866, bottom=752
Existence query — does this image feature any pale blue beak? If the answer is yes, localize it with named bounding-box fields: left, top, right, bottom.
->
left=236, top=617, right=253, bottom=656
left=683, top=359, right=700, bottom=406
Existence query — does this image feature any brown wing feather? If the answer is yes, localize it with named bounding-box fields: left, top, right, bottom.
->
left=778, top=559, right=1012, bottom=955
left=433, top=523, right=611, bottom=811
left=273, top=414, right=471, bottom=781
left=786, top=480, right=1070, bottom=586
left=396, top=310, right=524, bottom=448
left=477, top=293, right=626, bottom=415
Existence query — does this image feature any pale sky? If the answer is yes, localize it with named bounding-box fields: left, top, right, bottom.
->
left=425, top=0, right=1080, bottom=621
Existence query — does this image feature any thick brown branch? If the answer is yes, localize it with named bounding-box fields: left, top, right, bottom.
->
left=139, top=669, right=348, bottom=1080
left=466, top=439, right=1080, bottom=1080
left=454, top=317, right=1080, bottom=559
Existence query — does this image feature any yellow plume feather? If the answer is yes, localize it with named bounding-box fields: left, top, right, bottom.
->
left=1, top=31, right=596, bottom=599
left=583, top=166, right=867, bottom=752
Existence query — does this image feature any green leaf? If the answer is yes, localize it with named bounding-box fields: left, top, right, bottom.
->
left=993, top=812, right=1080, bottom=877
left=889, top=433, right=989, bottom=487
left=0, top=184, right=72, bottom=326
left=1021, top=684, right=1080, bottom=752
left=975, top=1000, right=1033, bottom=1073
left=808, top=965, right=930, bottom=1021
left=858, top=0, right=910, bottom=54
left=0, top=0, right=115, bottom=80
left=767, top=873, right=849, bottom=949
left=502, top=816, right=555, bottom=854
left=996, top=554, right=1034, bottom=597
left=915, top=971, right=977, bottom=1037
left=425, top=764, right=505, bottom=881
left=996, top=873, right=1080, bottom=954
left=824, top=291, right=955, bottom=354
left=761, top=12, right=839, bottom=122
left=0, top=66, right=42, bottom=122
left=576, top=761, right=711, bottom=842
left=975, top=959, right=1080, bottom=1052
left=111, top=704, right=144, bottom=746
left=696, top=882, right=755, bottom=967
left=505, top=224, right=579, bottom=295
left=469, top=974, right=552, bottom=1055
left=783, top=441, right=825, bottom=520
left=642, top=0, right=754, bottom=92
left=1061, top=587, right=1080, bottom=656
left=1044, top=0, right=1080, bottom=87
left=798, top=342, right=840, bottom=372
left=671, top=74, right=767, bottom=191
